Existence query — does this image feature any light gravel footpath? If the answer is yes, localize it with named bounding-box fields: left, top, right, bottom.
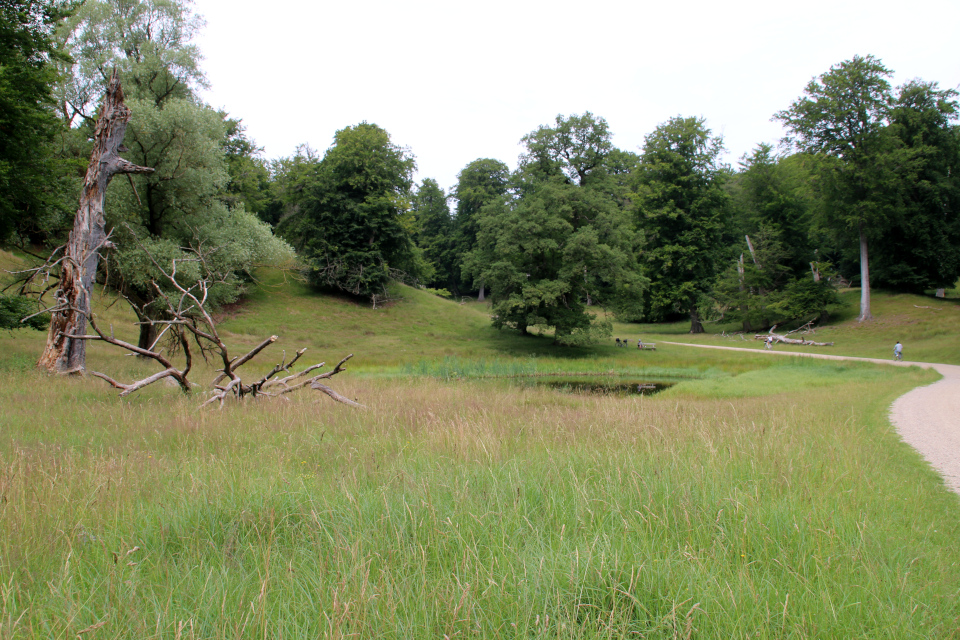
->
left=660, top=341, right=960, bottom=493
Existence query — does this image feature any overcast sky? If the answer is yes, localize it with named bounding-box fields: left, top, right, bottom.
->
left=192, top=0, right=960, bottom=193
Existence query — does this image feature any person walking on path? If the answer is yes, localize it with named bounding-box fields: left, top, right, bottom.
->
left=765, top=336, right=774, bottom=350
left=894, top=341, right=903, bottom=361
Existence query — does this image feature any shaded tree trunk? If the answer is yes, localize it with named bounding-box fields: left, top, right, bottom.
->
left=38, top=71, right=153, bottom=373
left=137, top=318, right=157, bottom=352
left=858, top=220, right=873, bottom=322
left=689, top=305, right=704, bottom=334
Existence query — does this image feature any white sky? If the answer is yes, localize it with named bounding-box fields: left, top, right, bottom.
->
left=192, top=0, right=960, bottom=193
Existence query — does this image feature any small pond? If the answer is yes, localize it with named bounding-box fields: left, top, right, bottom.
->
left=516, top=376, right=674, bottom=396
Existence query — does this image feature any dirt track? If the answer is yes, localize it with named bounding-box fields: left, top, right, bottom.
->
left=661, top=341, right=960, bottom=494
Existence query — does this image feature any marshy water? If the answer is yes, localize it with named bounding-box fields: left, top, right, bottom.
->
left=403, top=358, right=679, bottom=396
left=515, top=375, right=674, bottom=396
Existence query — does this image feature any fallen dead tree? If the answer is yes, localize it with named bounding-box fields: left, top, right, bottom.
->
left=754, top=325, right=834, bottom=347
left=62, top=252, right=362, bottom=409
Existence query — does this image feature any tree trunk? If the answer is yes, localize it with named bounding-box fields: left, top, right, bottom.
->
left=138, top=321, right=157, bottom=353
left=858, top=220, right=872, bottom=323
left=38, top=70, right=153, bottom=373
left=689, top=305, right=704, bottom=334
left=478, top=283, right=485, bottom=302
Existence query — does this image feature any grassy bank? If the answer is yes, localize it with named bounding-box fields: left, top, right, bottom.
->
left=612, top=288, right=960, bottom=365
left=2, top=258, right=959, bottom=637
left=1, top=362, right=954, bottom=638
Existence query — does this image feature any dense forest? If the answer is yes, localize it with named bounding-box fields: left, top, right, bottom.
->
left=3, top=0, right=959, bottom=344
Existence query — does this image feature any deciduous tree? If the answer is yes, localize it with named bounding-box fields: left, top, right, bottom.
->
left=466, top=114, right=644, bottom=344
left=291, top=123, right=418, bottom=300
left=775, top=54, right=894, bottom=322
left=870, top=81, right=960, bottom=292
left=632, top=116, right=729, bottom=333
left=411, top=179, right=457, bottom=293
left=53, top=0, right=292, bottom=353
left=0, top=0, right=75, bottom=243
left=453, top=158, right=510, bottom=299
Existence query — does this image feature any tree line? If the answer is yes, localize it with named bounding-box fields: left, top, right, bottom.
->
left=3, top=1, right=959, bottom=344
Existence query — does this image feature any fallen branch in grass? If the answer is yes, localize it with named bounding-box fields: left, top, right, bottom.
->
left=754, top=325, right=834, bottom=347
left=63, top=248, right=362, bottom=409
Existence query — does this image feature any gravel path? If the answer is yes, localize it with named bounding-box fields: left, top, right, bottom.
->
left=661, top=341, right=960, bottom=493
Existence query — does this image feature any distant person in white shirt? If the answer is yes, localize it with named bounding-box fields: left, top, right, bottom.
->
left=894, top=341, right=903, bottom=361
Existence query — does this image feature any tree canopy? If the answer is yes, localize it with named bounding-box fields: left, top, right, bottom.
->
left=632, top=116, right=729, bottom=333
left=775, top=55, right=895, bottom=322
left=0, top=0, right=76, bottom=243
left=289, top=122, right=419, bottom=300
left=465, top=114, right=645, bottom=345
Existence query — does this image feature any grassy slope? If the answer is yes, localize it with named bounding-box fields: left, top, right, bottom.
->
left=3, top=255, right=960, bottom=638
left=612, top=287, right=960, bottom=365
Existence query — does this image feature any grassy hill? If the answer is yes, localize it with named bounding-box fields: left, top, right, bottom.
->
left=612, top=287, right=960, bottom=365
left=3, top=253, right=960, bottom=637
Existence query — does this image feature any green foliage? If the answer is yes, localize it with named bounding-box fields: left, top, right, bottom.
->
left=452, top=157, right=510, bottom=293
left=104, top=96, right=291, bottom=328
left=776, top=55, right=892, bottom=163
left=0, top=0, right=76, bottom=243
left=50, top=0, right=292, bottom=350
left=267, top=145, right=322, bottom=229
left=0, top=293, right=48, bottom=330
left=870, top=81, right=960, bottom=292
left=775, top=55, right=900, bottom=321
left=632, top=116, right=729, bottom=331
left=711, top=226, right=839, bottom=330
left=288, top=123, right=419, bottom=299
left=467, top=114, right=645, bottom=344
left=728, top=144, right=816, bottom=275
left=55, top=0, right=205, bottom=121
left=410, top=178, right=458, bottom=291
left=221, top=117, right=273, bottom=218
left=518, top=111, right=613, bottom=187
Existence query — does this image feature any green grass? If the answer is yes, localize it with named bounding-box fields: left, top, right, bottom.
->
left=613, top=287, right=960, bottom=365
left=2, top=256, right=960, bottom=637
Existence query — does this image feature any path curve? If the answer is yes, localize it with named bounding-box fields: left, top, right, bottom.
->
left=661, top=341, right=960, bottom=493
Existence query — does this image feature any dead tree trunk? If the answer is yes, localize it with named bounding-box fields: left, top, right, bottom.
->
left=754, top=325, right=834, bottom=347
left=38, top=70, right=153, bottom=373
left=738, top=254, right=752, bottom=332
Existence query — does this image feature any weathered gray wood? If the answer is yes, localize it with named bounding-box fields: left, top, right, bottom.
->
left=38, top=70, right=153, bottom=373
left=754, top=326, right=834, bottom=347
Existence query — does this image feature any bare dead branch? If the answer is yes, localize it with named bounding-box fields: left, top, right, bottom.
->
left=212, top=335, right=279, bottom=385
left=311, top=382, right=364, bottom=408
